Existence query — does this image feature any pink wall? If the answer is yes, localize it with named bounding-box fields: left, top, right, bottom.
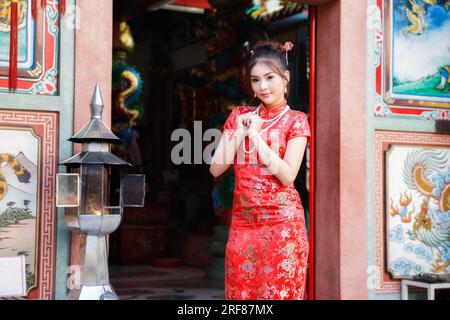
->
left=314, top=0, right=341, bottom=299
left=74, top=0, right=113, bottom=143
left=307, top=0, right=368, bottom=299
left=339, top=0, right=368, bottom=300
left=71, top=0, right=113, bottom=267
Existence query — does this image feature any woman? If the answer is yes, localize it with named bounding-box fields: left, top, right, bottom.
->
left=210, top=40, right=310, bottom=300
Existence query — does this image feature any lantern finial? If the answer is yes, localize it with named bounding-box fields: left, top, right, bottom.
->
left=90, top=83, right=104, bottom=119
left=69, top=84, right=121, bottom=144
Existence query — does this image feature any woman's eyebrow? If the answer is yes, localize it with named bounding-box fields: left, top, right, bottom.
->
left=250, top=72, right=274, bottom=78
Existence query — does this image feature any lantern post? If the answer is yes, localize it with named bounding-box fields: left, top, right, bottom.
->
left=57, top=84, right=145, bottom=300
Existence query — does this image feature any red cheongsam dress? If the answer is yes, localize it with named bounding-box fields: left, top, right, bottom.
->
left=223, top=102, right=310, bottom=300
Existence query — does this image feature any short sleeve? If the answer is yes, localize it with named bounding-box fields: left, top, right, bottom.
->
left=286, top=112, right=310, bottom=141
left=223, top=107, right=240, bottom=131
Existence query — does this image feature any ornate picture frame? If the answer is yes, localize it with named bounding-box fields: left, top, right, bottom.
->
left=0, top=109, right=58, bottom=299
left=373, top=0, right=450, bottom=119
left=0, top=0, right=60, bottom=95
left=375, top=130, right=450, bottom=293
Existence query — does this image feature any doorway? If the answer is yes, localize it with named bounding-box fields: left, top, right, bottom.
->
left=108, top=0, right=315, bottom=300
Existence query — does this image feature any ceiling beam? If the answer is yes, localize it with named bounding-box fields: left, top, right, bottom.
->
left=118, top=0, right=174, bottom=21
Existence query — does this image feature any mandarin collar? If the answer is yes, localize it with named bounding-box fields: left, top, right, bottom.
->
left=258, top=100, right=288, bottom=118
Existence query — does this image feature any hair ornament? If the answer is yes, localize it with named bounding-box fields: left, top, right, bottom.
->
left=283, top=41, right=294, bottom=65
left=283, top=41, right=294, bottom=52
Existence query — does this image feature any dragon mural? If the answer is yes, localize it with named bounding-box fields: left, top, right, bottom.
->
left=111, top=21, right=144, bottom=165
left=390, top=149, right=450, bottom=273
left=0, top=153, right=31, bottom=201
left=403, top=0, right=450, bottom=36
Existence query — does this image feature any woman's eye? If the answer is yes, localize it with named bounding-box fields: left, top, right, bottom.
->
left=267, top=76, right=274, bottom=80
left=252, top=79, right=259, bottom=82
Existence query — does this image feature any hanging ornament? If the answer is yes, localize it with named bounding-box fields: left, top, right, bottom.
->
left=31, top=0, right=38, bottom=20
left=7, top=0, right=66, bottom=91
left=60, top=0, right=66, bottom=16
left=9, top=0, right=19, bottom=92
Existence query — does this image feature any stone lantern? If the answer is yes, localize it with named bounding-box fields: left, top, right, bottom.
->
left=56, top=84, right=145, bottom=300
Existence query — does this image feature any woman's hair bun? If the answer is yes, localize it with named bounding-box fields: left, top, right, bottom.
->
left=251, top=40, right=285, bottom=55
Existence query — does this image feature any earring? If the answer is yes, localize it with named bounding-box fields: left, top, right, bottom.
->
left=284, top=87, right=287, bottom=94
left=254, top=92, right=257, bottom=97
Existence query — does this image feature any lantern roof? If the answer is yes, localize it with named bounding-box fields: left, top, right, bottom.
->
left=69, top=84, right=122, bottom=144
left=60, top=151, right=131, bottom=167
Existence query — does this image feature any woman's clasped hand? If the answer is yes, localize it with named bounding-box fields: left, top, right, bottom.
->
left=237, top=113, right=263, bottom=138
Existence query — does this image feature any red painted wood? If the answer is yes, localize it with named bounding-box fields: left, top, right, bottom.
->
left=173, top=0, right=212, bottom=9
left=307, top=5, right=317, bottom=301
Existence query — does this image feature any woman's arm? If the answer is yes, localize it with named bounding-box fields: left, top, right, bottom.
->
left=248, top=131, right=308, bottom=186
left=209, top=128, right=246, bottom=178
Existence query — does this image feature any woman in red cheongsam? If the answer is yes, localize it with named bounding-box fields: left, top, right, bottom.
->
left=210, top=40, right=310, bottom=300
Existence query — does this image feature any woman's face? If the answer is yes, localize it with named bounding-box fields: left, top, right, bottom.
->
left=250, top=62, right=289, bottom=108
